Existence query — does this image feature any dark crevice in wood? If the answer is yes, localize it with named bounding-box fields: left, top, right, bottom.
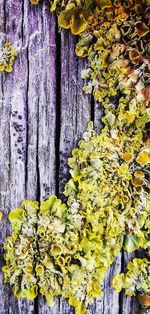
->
left=75, top=35, right=79, bottom=136
left=55, top=24, right=61, bottom=198
left=21, top=0, right=24, bottom=42
left=36, top=100, right=40, bottom=202
left=34, top=297, right=39, bottom=314
left=119, top=251, right=124, bottom=314
left=119, top=288, right=124, bottom=314
left=35, top=96, right=40, bottom=314
left=75, top=54, right=78, bottom=135
left=3, top=0, right=6, bottom=38
left=91, top=94, right=95, bottom=123
left=24, top=45, right=38, bottom=313
left=25, top=46, right=29, bottom=198
left=102, top=279, right=105, bottom=314
left=9, top=97, right=11, bottom=205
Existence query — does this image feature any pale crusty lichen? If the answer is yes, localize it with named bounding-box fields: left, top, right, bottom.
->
left=0, top=43, right=17, bottom=72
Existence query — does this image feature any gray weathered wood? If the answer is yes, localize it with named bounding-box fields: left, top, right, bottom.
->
left=0, top=1, right=141, bottom=313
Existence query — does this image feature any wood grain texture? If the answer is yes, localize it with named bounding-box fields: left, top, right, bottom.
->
left=0, top=1, right=140, bottom=313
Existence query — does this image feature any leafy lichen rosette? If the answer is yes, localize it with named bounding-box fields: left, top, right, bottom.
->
left=3, top=200, right=39, bottom=300
left=0, top=43, right=17, bottom=72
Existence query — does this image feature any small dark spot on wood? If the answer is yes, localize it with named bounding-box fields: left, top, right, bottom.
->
left=17, top=136, right=23, bottom=143
left=17, top=148, right=22, bottom=155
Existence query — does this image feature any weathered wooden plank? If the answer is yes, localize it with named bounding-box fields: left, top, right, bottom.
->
left=0, top=0, right=35, bottom=313
left=34, top=3, right=59, bottom=314
left=38, top=6, right=57, bottom=202
left=58, top=30, right=91, bottom=313
left=0, top=1, right=141, bottom=314
left=59, top=31, right=91, bottom=200
left=0, top=72, right=11, bottom=314
left=5, top=0, right=36, bottom=313
left=0, top=2, right=9, bottom=310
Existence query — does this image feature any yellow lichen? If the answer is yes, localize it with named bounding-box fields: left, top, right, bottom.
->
left=0, top=43, right=17, bottom=72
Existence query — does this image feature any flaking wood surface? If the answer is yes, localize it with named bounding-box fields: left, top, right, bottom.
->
left=0, top=1, right=140, bottom=313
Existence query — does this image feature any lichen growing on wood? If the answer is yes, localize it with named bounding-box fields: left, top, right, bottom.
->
left=113, top=257, right=150, bottom=297
left=0, top=43, right=17, bottom=72
left=3, top=123, right=150, bottom=313
left=78, top=0, right=150, bottom=104
left=113, top=256, right=150, bottom=313
left=3, top=0, right=150, bottom=313
left=3, top=200, right=39, bottom=300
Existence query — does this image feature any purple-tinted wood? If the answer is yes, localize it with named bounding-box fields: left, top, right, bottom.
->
left=0, top=1, right=140, bottom=313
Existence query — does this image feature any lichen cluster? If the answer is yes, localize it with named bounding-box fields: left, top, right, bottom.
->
left=30, top=0, right=97, bottom=35
left=78, top=0, right=150, bottom=105
left=3, top=196, right=103, bottom=313
left=0, top=43, right=17, bottom=72
left=113, top=257, right=150, bottom=297
left=3, top=0, right=150, bottom=313
left=3, top=123, right=150, bottom=313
